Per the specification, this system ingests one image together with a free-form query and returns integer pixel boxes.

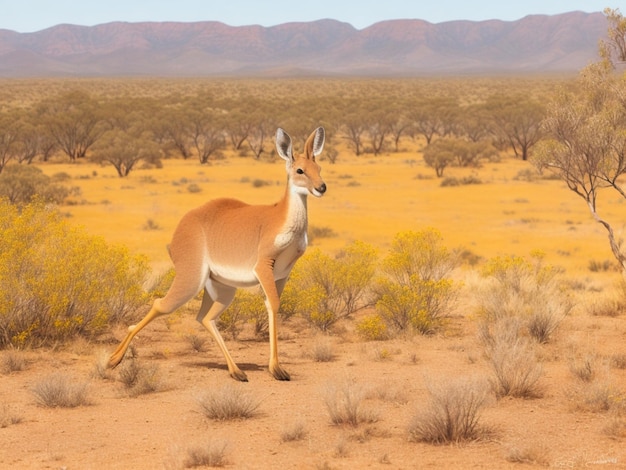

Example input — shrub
[311,336,335,362]
[0,200,150,347]
[118,359,165,396]
[197,384,260,421]
[408,377,490,444]
[373,229,459,335]
[375,276,457,334]
[280,241,377,330]
[0,164,74,205]
[356,314,388,341]
[280,420,307,442]
[0,404,22,428]
[323,378,378,427]
[476,251,569,343]
[184,440,229,468]
[0,349,27,374]
[32,373,91,408]
[488,337,543,399]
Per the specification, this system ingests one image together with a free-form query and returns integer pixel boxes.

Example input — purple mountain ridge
[0,11,607,77]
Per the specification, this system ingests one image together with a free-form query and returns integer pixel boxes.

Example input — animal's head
[276,127,327,197]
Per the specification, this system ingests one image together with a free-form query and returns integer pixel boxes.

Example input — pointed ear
[276,128,293,162]
[305,127,325,160]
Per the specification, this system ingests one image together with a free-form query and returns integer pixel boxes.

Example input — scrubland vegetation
[1,12,626,468]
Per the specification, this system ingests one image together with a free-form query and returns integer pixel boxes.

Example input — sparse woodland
[0,10,626,470]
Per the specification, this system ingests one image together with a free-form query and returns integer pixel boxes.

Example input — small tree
[91,127,161,177]
[535,58,626,272]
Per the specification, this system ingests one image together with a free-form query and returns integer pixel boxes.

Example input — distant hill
[0,11,607,77]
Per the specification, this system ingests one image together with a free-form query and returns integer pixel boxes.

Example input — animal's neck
[280,181,308,231]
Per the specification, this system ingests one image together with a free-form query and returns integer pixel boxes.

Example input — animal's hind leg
[108,264,205,369]
[107,301,167,368]
[197,285,247,381]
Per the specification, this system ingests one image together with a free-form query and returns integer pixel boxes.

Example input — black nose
[318,183,327,194]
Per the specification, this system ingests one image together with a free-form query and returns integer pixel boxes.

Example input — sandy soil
[1,299,625,470]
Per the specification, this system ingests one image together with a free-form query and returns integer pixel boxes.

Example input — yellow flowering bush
[280,240,378,331]
[373,229,460,336]
[0,200,150,347]
[356,314,388,341]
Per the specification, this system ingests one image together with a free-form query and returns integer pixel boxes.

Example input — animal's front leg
[255,261,290,381]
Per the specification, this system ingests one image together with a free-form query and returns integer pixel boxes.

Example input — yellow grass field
[40,143,626,279]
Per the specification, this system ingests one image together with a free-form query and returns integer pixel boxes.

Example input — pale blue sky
[0,0,613,32]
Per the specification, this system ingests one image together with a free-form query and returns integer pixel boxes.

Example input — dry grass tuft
[311,337,335,362]
[568,352,598,383]
[0,404,23,428]
[183,440,229,468]
[197,384,261,421]
[280,420,308,442]
[323,378,378,427]
[117,359,166,396]
[485,321,544,399]
[570,380,626,413]
[0,349,27,374]
[603,414,626,440]
[505,442,551,466]
[408,376,491,444]
[184,333,208,353]
[31,373,91,408]
[92,349,114,380]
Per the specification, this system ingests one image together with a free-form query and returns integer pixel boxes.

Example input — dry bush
[476,253,569,344]
[603,415,626,439]
[92,350,114,380]
[408,376,491,444]
[184,333,208,353]
[280,420,307,442]
[505,443,551,466]
[117,359,165,396]
[0,404,23,428]
[571,380,625,413]
[0,349,27,374]
[488,337,543,399]
[323,378,378,427]
[311,336,335,362]
[197,384,260,421]
[610,354,626,370]
[568,352,598,383]
[32,373,91,408]
[183,440,229,468]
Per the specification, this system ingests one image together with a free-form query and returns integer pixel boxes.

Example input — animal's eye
[296,168,304,175]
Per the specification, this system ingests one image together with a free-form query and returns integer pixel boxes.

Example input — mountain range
[0,11,607,77]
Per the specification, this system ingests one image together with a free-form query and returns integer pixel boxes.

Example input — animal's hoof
[107,355,122,369]
[230,369,249,382]
[270,365,291,381]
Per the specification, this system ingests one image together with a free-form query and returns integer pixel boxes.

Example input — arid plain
[1,85,626,468]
